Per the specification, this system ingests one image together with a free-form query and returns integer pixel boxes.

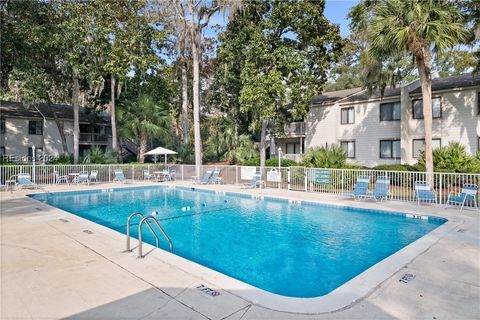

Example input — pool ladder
[125,212,173,258]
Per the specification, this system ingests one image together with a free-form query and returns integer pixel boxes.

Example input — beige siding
[306,99,402,167]
[402,88,480,164]
[306,87,479,167]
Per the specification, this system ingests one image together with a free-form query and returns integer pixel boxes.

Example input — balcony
[79,133,108,143]
[283,122,305,137]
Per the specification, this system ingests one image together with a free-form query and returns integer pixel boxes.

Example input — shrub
[48,154,73,164]
[82,146,106,164]
[241,157,298,167]
[302,143,347,168]
[417,142,476,173]
[372,164,418,171]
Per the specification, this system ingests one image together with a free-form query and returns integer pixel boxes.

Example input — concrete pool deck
[1,181,479,319]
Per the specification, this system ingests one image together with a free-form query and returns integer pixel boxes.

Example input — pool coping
[27,184,462,314]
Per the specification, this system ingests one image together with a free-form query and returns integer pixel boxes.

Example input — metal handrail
[138,215,173,258]
[125,212,159,252]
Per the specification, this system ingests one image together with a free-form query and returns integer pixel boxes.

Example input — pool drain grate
[59,218,69,223]
[82,230,94,234]
[457,229,467,233]
[399,273,415,283]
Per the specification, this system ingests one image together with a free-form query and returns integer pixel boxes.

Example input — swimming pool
[30,186,445,298]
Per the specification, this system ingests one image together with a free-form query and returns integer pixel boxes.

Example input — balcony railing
[79,133,108,143]
[283,122,305,137]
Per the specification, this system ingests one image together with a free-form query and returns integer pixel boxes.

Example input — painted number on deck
[196,284,221,297]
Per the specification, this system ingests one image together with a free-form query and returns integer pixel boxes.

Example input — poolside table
[153,171,170,182]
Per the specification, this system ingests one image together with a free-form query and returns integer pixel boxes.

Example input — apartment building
[273,73,480,167]
[0,100,112,161]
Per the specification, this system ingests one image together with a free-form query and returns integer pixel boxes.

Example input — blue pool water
[30,186,445,298]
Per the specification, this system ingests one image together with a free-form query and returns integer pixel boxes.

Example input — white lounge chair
[113,170,132,183]
[12,173,39,190]
[241,174,264,189]
[445,184,478,211]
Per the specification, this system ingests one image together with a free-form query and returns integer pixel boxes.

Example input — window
[286,143,301,154]
[412,139,441,158]
[340,140,355,158]
[28,147,43,160]
[0,147,5,156]
[380,102,401,121]
[412,97,441,119]
[1,118,5,134]
[28,120,43,135]
[379,139,401,159]
[341,107,355,124]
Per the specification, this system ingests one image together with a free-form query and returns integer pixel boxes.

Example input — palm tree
[351,0,469,176]
[118,94,170,163]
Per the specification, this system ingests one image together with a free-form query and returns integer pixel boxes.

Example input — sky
[205,0,359,38]
[324,0,359,37]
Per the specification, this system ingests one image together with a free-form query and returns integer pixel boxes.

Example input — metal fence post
[108,165,111,182]
[304,167,307,192]
[341,169,344,196]
[132,165,135,181]
[287,167,291,191]
[235,166,239,185]
[438,172,442,205]
[181,165,184,181]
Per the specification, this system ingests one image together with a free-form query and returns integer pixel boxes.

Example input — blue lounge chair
[193,168,213,184]
[415,181,437,205]
[14,173,39,190]
[208,169,223,184]
[346,176,370,200]
[78,171,90,184]
[241,174,264,189]
[445,184,478,211]
[113,170,132,184]
[366,177,390,202]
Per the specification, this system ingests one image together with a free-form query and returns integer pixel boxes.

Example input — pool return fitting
[125,212,173,258]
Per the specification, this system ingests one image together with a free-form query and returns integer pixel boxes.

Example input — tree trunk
[259,119,268,168]
[137,133,147,163]
[72,71,80,164]
[234,121,239,147]
[188,1,202,175]
[415,50,434,181]
[111,75,118,152]
[181,59,189,144]
[48,98,69,155]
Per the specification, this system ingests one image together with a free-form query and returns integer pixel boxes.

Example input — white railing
[1,164,479,206]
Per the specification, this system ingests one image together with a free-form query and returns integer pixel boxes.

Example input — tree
[1,1,71,155]
[350,0,469,177]
[222,0,343,167]
[119,94,171,163]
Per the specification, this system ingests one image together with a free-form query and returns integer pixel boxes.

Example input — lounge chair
[78,171,90,185]
[54,171,69,185]
[208,169,223,184]
[89,170,98,183]
[169,169,176,181]
[415,181,437,205]
[345,176,370,200]
[13,173,39,190]
[241,174,264,189]
[113,170,132,184]
[366,176,390,202]
[445,184,478,211]
[143,170,152,181]
[192,169,213,184]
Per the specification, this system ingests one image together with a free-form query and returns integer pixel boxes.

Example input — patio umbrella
[145,146,177,165]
